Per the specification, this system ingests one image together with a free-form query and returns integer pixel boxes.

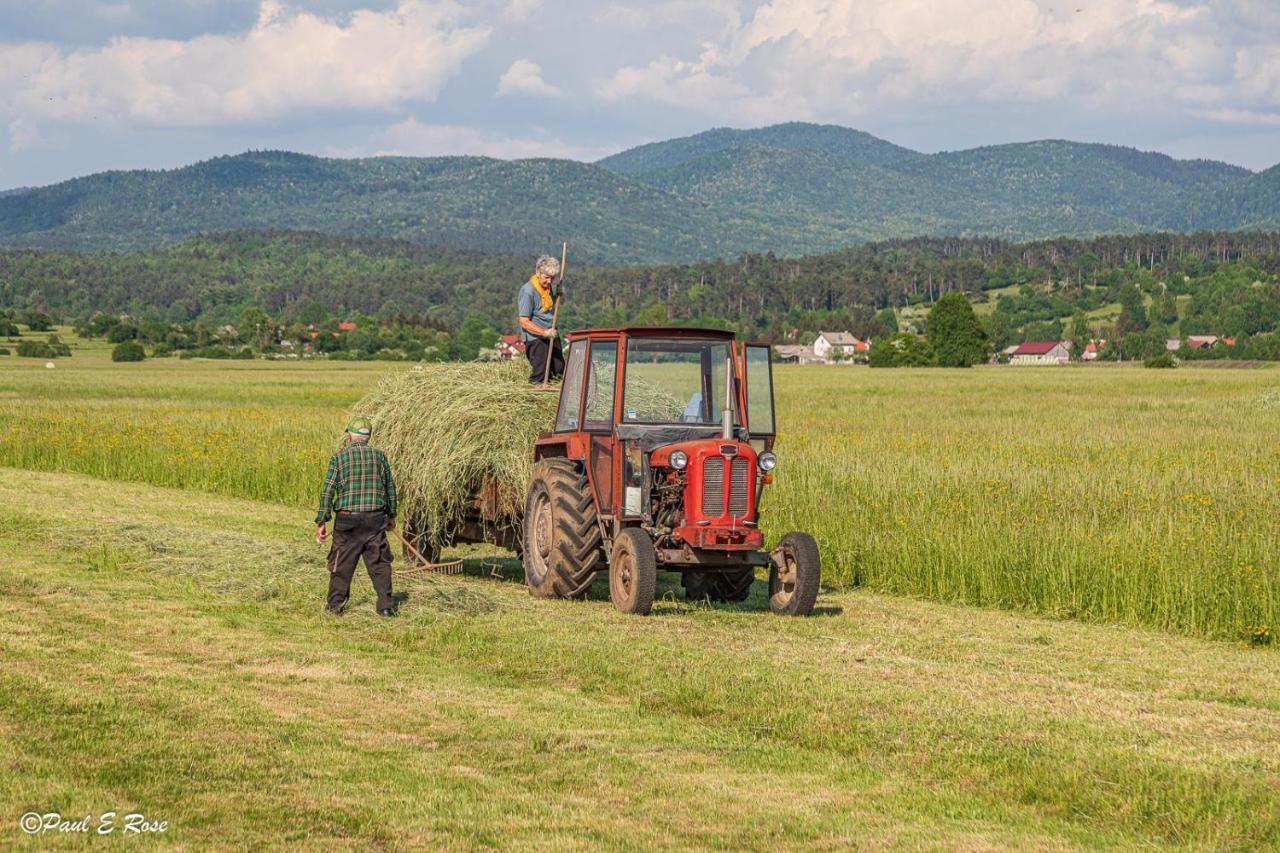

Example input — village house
[1009,341,1071,365]
[812,331,869,362]
[1083,340,1106,361]
[495,334,526,360]
[1163,335,1235,352]
[774,344,825,365]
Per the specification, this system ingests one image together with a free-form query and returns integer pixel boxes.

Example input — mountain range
[2,122,1278,263]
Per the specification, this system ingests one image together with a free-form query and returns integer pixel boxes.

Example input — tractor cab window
[623,338,737,425]
[744,345,775,435]
[555,341,586,431]
[583,340,619,430]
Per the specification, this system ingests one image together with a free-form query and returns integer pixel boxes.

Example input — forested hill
[5,229,1279,349]
[1,123,1275,263]
[594,121,919,173]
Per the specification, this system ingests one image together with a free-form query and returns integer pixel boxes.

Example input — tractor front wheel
[522,459,604,599]
[768,532,820,616]
[609,528,657,615]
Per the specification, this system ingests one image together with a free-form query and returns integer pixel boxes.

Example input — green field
[2,470,1278,848]
[4,341,1276,641]
[1,343,1277,847]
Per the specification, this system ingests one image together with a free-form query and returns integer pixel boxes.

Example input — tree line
[3,228,1280,359]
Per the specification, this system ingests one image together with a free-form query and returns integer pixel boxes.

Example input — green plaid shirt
[315,441,397,525]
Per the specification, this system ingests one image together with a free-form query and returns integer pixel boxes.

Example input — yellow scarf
[530,274,553,312]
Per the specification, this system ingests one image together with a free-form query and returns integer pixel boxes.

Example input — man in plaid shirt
[315,416,398,616]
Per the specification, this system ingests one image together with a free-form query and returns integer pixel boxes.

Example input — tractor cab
[524,328,819,616]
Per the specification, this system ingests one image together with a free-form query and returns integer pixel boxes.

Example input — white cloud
[7,117,43,152]
[1191,108,1280,127]
[496,59,561,97]
[0,0,490,127]
[597,0,1280,129]
[373,117,611,160]
[598,47,804,123]
[500,0,543,23]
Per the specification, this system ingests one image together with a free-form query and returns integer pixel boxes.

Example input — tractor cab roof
[565,327,736,342]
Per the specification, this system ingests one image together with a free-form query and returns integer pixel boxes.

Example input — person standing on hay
[314,416,398,617]
[517,254,564,383]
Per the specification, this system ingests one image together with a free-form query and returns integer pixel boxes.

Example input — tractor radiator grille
[701,455,751,517]
[729,457,751,515]
[702,457,724,516]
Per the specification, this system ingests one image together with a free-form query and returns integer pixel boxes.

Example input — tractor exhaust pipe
[722,351,733,440]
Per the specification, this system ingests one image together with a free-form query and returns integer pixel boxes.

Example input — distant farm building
[812,331,869,361]
[774,344,825,365]
[1083,340,1106,361]
[1010,341,1070,365]
[495,335,526,360]
[337,321,358,332]
[1185,335,1220,350]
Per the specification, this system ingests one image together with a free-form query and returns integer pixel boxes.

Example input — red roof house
[496,334,526,360]
[1009,341,1071,364]
[337,321,358,332]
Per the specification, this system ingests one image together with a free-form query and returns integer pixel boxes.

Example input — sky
[2,0,1279,188]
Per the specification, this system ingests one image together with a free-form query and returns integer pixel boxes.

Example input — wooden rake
[392,529,462,576]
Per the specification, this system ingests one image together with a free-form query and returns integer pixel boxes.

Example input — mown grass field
[3,338,1276,641]
[2,338,1279,847]
[1,469,1277,848]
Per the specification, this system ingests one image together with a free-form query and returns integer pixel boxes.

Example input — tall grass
[1,356,368,505]
[3,352,1276,640]
[767,366,1279,640]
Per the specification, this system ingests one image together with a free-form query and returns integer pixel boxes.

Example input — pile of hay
[355,361,558,549]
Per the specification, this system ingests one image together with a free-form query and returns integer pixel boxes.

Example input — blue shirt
[517,279,555,342]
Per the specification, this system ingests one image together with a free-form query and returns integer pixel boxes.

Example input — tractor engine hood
[651,438,764,551]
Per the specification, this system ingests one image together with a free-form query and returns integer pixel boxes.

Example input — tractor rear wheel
[705,568,755,603]
[522,459,604,599]
[609,528,657,615]
[768,532,820,616]
[682,570,710,601]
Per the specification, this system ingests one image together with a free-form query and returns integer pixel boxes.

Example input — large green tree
[452,315,499,360]
[238,306,273,349]
[868,333,936,367]
[926,293,989,367]
[1115,284,1148,336]
[1069,312,1091,361]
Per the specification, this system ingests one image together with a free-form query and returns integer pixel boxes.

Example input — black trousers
[327,511,394,612]
[524,335,564,383]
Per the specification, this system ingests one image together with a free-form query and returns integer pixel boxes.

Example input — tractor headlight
[757,452,777,472]
[669,450,689,470]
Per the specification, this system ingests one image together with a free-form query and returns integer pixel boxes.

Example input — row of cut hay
[354,361,558,549]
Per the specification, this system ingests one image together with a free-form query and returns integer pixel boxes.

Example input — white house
[1009,341,1071,365]
[812,331,869,362]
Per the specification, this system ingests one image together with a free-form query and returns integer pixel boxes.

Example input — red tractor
[520,327,820,616]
